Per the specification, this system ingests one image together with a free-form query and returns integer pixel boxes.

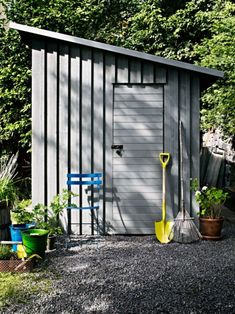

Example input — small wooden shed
[10,22,223,235]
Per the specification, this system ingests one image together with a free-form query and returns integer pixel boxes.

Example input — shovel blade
[155,220,174,244]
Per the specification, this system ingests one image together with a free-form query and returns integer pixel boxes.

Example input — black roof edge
[9,22,224,79]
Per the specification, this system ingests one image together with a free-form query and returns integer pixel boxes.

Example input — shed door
[112,85,163,234]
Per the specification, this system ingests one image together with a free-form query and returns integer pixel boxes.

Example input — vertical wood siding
[58,44,69,230]
[164,69,179,219]
[81,47,92,233]
[46,43,57,206]
[93,50,104,231]
[32,39,45,205]
[70,46,80,232]
[32,39,200,234]
[190,76,200,223]
[104,53,116,234]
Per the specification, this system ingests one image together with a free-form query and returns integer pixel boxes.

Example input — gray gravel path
[3,222,235,314]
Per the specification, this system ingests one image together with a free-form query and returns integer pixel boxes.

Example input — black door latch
[111,144,124,157]
[111,145,123,150]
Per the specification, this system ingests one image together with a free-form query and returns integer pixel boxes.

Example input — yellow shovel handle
[159,153,170,223]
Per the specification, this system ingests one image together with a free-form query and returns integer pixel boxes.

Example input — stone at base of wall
[203,129,235,163]
[202,129,235,189]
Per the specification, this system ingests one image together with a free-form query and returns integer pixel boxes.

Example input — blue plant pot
[10,223,35,251]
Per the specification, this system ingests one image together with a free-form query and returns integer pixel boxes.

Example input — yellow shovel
[155,153,174,243]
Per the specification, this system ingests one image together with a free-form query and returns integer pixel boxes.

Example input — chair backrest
[67,173,102,187]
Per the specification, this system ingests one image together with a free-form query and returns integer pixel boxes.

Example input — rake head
[170,210,202,244]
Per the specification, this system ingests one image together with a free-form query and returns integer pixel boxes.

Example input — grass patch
[0,270,53,309]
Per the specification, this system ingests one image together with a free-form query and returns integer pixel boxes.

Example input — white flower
[195,191,201,196]
[202,186,208,191]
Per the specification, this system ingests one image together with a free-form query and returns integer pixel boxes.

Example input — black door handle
[111,145,123,150]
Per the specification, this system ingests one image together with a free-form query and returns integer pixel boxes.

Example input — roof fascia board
[9,22,224,78]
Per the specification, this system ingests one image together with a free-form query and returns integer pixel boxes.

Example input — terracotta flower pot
[199,217,224,240]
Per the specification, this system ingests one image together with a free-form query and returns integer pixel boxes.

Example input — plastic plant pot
[10,223,35,252]
[21,229,49,258]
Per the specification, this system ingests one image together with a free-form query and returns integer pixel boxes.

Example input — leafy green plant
[191,178,229,218]
[10,190,77,232]
[10,199,34,224]
[35,217,63,237]
[0,153,19,208]
[33,203,62,236]
[33,189,77,236]
[194,4,235,137]
[0,178,18,208]
[0,245,13,260]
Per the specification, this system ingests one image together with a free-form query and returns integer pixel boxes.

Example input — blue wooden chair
[66,173,102,248]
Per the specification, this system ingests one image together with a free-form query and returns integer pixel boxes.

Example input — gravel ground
[2,222,235,314]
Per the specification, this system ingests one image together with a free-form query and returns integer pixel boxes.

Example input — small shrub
[0,245,12,260]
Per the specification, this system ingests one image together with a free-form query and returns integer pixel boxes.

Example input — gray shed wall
[32,38,200,234]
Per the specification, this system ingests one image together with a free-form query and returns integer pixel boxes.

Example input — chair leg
[96,209,100,250]
[66,208,70,249]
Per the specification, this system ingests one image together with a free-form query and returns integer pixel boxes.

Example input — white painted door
[112,85,163,234]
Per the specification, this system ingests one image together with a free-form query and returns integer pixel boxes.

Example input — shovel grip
[159,153,170,168]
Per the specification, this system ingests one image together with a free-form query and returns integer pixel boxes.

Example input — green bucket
[21,229,49,258]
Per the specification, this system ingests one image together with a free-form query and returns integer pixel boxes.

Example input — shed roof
[10,22,223,79]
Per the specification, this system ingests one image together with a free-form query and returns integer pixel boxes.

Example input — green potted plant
[43,217,63,251]
[10,199,35,251]
[32,203,61,250]
[10,199,34,224]
[32,190,77,250]
[19,190,77,255]
[192,179,229,240]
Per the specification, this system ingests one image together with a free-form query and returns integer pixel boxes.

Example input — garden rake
[169,121,201,243]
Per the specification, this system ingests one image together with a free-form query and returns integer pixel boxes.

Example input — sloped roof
[10,22,223,78]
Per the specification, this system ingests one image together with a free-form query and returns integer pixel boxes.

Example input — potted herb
[192,179,229,240]
[32,203,60,250]
[32,190,77,250]
[45,218,63,251]
[11,199,34,224]
[10,199,35,252]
